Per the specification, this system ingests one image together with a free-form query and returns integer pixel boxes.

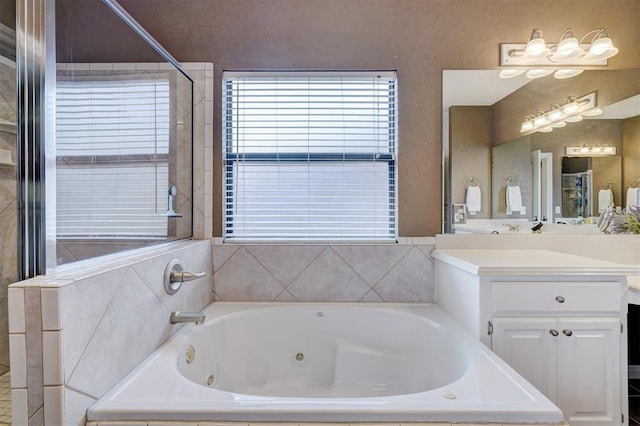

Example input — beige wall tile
[43,385,63,426]
[373,247,435,302]
[60,268,126,382]
[24,288,42,417]
[42,331,63,386]
[332,245,411,286]
[287,248,370,301]
[67,267,173,398]
[63,386,96,426]
[246,245,325,285]
[40,288,61,331]
[213,247,284,301]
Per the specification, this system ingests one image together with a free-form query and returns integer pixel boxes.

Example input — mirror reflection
[55,0,193,264]
[444,69,640,234]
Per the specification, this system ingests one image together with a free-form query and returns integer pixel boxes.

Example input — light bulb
[534,113,547,127]
[538,126,553,133]
[565,114,583,123]
[551,121,566,128]
[527,69,554,79]
[563,100,579,114]
[550,29,585,62]
[521,120,534,132]
[499,69,526,79]
[554,69,584,79]
[584,30,619,61]
[582,108,603,117]
[548,105,562,121]
[522,38,550,61]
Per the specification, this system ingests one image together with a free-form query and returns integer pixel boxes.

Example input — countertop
[432,249,640,276]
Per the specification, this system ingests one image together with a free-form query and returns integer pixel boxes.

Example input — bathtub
[88,302,563,424]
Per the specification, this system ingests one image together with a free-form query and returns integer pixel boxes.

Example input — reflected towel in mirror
[598,189,614,213]
[627,187,640,209]
[506,185,523,214]
[466,186,481,215]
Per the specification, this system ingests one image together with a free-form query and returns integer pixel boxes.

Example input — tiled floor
[630,379,640,425]
[0,371,10,425]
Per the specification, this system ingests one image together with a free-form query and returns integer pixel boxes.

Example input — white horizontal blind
[56,79,170,238]
[223,72,397,241]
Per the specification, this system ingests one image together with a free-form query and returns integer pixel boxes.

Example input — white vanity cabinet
[490,281,622,425]
[433,249,636,426]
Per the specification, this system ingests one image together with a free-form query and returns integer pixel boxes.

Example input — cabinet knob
[549,329,559,336]
[563,329,573,336]
[555,296,565,303]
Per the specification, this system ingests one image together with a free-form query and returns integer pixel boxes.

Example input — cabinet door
[557,317,621,426]
[491,317,557,402]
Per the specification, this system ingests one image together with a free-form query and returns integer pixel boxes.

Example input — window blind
[56,79,170,238]
[223,72,397,241]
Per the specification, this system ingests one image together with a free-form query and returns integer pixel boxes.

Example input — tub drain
[205,373,215,387]
[290,350,309,366]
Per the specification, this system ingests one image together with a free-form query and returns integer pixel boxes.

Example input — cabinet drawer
[491,281,621,314]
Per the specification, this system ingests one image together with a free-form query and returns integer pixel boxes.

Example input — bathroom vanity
[433,249,639,426]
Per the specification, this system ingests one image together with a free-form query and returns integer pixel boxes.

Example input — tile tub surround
[8,239,213,426]
[212,238,437,303]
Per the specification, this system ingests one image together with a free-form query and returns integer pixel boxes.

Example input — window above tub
[222,71,398,242]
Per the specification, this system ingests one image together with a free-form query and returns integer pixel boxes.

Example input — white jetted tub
[88,302,563,423]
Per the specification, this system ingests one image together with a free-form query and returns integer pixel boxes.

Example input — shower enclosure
[0,7,16,379]
[0,4,16,423]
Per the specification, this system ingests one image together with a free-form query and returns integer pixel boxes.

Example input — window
[56,79,170,239]
[223,72,397,241]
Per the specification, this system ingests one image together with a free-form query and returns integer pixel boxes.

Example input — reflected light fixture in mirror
[565,145,616,156]
[520,92,602,133]
[500,27,619,80]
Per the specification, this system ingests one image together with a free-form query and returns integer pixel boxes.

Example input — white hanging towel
[506,185,523,214]
[627,187,640,210]
[598,189,614,213]
[466,186,481,215]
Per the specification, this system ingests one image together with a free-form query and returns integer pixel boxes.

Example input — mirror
[444,69,640,233]
[54,0,193,264]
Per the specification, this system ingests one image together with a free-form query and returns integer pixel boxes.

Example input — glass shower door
[0,11,16,424]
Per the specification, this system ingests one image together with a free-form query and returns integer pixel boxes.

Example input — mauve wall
[0,0,15,29]
[56,0,640,237]
[449,106,492,219]
[624,116,640,188]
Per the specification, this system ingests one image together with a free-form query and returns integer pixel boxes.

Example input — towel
[627,187,640,210]
[598,189,614,213]
[465,186,481,215]
[506,185,523,214]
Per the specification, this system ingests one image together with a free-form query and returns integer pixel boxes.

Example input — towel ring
[630,179,640,188]
[504,176,519,187]
[465,177,479,188]
[601,181,612,190]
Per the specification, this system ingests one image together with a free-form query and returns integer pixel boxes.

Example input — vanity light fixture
[565,144,616,156]
[500,27,619,80]
[520,92,600,134]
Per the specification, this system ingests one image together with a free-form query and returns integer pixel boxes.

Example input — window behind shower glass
[54,0,193,264]
[56,78,170,238]
[223,72,397,241]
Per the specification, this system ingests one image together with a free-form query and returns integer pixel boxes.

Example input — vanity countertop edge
[432,249,640,276]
